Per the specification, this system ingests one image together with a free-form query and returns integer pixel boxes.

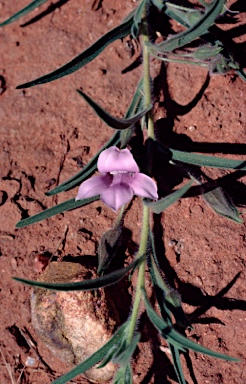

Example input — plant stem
[127,2,154,345]
[127,204,149,343]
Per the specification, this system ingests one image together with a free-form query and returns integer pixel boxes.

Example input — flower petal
[129,173,158,200]
[76,174,112,200]
[98,146,139,174]
[100,184,134,211]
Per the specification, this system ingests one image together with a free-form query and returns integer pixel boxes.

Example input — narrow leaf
[14,257,143,291]
[143,290,239,361]
[0,0,48,27]
[203,187,243,223]
[77,89,151,130]
[165,4,204,29]
[16,16,134,88]
[151,0,166,11]
[148,0,225,53]
[114,364,133,384]
[148,233,173,326]
[46,131,121,196]
[120,78,144,147]
[149,251,191,329]
[180,165,243,223]
[171,150,246,170]
[169,345,186,384]
[124,78,144,119]
[131,0,146,39]
[193,44,223,60]
[97,222,123,275]
[15,196,99,228]
[144,181,192,213]
[237,69,246,82]
[51,323,127,384]
[113,333,141,367]
[156,142,246,170]
[97,345,119,369]
[143,289,186,352]
[47,78,144,196]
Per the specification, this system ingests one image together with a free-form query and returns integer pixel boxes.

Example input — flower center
[110,171,135,175]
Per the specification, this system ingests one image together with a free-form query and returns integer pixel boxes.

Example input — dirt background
[0,1,245,383]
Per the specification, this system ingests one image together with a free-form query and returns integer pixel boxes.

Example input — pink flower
[76,146,158,211]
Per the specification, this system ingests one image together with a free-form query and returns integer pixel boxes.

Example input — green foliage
[144,181,192,213]
[157,1,242,75]
[148,239,191,329]
[203,186,243,223]
[157,141,246,170]
[77,89,151,130]
[16,196,99,228]
[147,0,225,53]
[114,364,133,384]
[131,0,147,39]
[97,220,123,275]
[187,170,243,223]
[7,0,244,383]
[52,323,128,384]
[143,288,239,361]
[0,0,48,27]
[46,130,121,196]
[16,14,134,88]
[14,257,143,291]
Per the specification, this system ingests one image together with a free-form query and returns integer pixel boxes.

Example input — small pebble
[188,125,196,131]
[25,356,36,367]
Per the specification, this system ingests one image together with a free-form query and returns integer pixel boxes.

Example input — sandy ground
[0,1,245,383]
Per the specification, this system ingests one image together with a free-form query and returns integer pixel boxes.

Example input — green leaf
[97,345,119,369]
[46,131,121,196]
[113,333,141,367]
[16,15,134,88]
[97,222,123,275]
[171,151,246,170]
[147,233,173,326]
[165,290,192,330]
[151,0,166,11]
[203,187,243,223]
[51,323,127,384]
[156,142,246,170]
[147,0,225,53]
[77,89,151,130]
[0,0,48,27]
[165,3,204,29]
[120,78,144,147]
[193,44,223,60]
[144,181,192,213]
[169,345,186,384]
[14,257,143,291]
[114,364,133,384]
[237,69,246,82]
[143,289,239,361]
[131,0,146,39]
[124,78,144,119]
[143,288,186,352]
[47,78,144,196]
[16,196,99,228]
[176,163,243,223]
[148,249,191,329]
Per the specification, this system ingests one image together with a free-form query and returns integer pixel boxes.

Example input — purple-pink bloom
[76,146,158,211]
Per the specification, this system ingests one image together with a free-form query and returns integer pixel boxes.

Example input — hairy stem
[127,2,155,345]
[127,204,149,343]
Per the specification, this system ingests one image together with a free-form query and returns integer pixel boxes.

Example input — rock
[31,262,119,383]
